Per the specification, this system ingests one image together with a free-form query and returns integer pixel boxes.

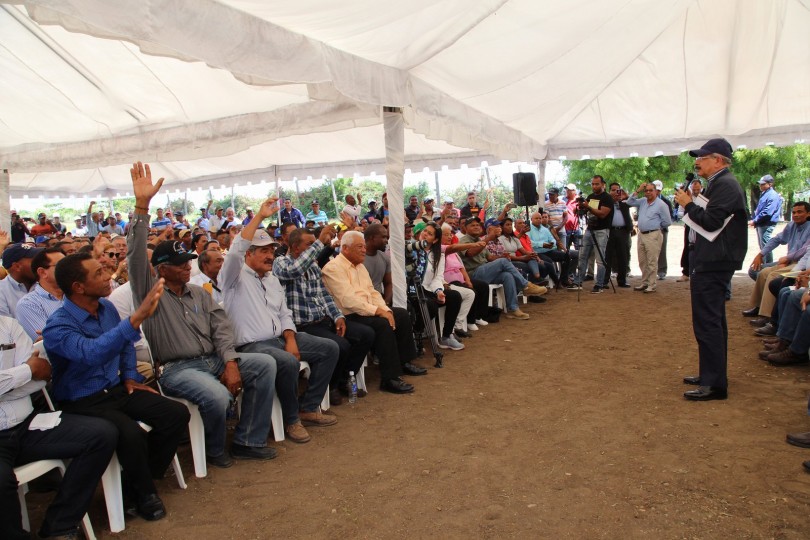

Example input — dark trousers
[298,319,374,387]
[540,250,571,285]
[450,279,489,323]
[0,413,117,539]
[680,228,692,276]
[604,228,630,285]
[411,289,462,338]
[59,385,190,500]
[691,270,734,389]
[346,307,417,380]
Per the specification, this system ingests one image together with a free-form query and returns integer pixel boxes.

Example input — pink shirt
[441,245,465,283]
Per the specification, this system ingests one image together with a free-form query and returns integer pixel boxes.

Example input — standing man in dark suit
[603,182,633,289]
[674,139,747,401]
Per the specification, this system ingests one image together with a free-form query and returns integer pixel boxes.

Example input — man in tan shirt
[322,231,424,393]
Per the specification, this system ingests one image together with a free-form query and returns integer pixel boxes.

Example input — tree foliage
[562,144,810,218]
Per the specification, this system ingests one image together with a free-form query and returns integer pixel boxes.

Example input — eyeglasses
[644,189,656,192]
[695,155,717,162]
[104,252,116,258]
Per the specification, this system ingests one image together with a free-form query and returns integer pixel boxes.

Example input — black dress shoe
[135,494,166,521]
[454,329,473,339]
[230,443,277,461]
[380,377,414,394]
[749,317,770,327]
[803,461,810,473]
[754,323,777,336]
[682,375,701,385]
[618,283,631,288]
[741,307,760,317]
[786,431,810,448]
[684,386,728,401]
[402,362,427,376]
[206,453,234,468]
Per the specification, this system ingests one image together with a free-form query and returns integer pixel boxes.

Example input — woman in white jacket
[413,222,465,350]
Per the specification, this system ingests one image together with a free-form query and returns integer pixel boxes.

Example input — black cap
[151,241,197,266]
[548,187,560,195]
[464,216,482,226]
[688,138,733,160]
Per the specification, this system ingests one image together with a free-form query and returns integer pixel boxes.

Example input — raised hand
[130,161,164,206]
[258,197,280,219]
[0,228,10,252]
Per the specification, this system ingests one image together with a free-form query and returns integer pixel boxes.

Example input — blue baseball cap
[2,243,44,269]
[484,218,502,229]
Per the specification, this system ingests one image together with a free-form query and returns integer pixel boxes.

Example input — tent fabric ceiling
[1,0,809,197]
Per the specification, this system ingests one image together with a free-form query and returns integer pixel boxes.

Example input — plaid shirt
[272,240,344,325]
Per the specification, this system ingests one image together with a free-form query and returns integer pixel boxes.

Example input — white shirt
[189,272,224,306]
[0,316,41,430]
[209,215,225,232]
[342,204,362,224]
[219,235,296,347]
[108,282,148,353]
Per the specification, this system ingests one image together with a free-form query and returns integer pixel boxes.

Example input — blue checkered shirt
[272,240,344,326]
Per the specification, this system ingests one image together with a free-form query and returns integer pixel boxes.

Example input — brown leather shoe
[299,409,338,427]
[764,339,788,351]
[767,348,810,366]
[285,422,311,443]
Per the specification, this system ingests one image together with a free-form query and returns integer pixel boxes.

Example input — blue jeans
[471,258,528,311]
[238,333,339,422]
[756,224,775,264]
[160,353,276,457]
[576,228,609,285]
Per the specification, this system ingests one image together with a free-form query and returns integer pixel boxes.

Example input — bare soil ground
[25,224,810,539]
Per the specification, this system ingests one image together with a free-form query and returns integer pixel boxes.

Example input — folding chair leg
[271,393,285,442]
[100,453,125,533]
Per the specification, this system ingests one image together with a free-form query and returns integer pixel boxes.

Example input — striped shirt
[545,200,567,228]
[16,284,64,340]
[0,317,40,430]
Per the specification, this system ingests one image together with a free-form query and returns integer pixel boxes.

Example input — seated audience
[0,243,43,317]
[441,224,490,330]
[0,315,117,540]
[44,252,189,522]
[16,247,65,341]
[274,225,374,402]
[221,199,339,443]
[128,161,279,467]
[322,231,426,394]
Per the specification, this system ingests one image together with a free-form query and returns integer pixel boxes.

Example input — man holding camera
[568,176,614,293]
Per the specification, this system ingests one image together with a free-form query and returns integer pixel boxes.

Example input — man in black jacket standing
[675,138,747,401]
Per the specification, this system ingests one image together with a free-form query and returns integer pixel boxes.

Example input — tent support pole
[384,106,407,309]
[0,170,9,227]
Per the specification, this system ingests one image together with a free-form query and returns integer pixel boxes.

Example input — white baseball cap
[652,180,663,191]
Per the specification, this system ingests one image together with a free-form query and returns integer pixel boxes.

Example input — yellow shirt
[321,253,390,317]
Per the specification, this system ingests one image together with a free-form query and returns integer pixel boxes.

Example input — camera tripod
[407,274,444,368]
[576,225,616,301]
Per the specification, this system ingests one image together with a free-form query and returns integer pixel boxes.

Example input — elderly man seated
[221,199,340,444]
[322,231,426,394]
[128,161,279,468]
[528,212,572,287]
[273,225,374,403]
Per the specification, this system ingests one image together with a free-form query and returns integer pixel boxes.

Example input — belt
[641,229,659,234]
[612,226,626,230]
[297,317,331,329]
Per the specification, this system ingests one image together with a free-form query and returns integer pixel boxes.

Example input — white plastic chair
[144,341,207,479]
[35,342,186,535]
[16,459,96,540]
[356,358,369,393]
[488,284,506,312]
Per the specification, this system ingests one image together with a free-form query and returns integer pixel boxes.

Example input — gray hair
[341,230,365,249]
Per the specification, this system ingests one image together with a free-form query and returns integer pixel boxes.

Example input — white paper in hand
[28,411,62,431]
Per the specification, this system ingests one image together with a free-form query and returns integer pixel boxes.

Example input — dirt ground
[25,224,810,539]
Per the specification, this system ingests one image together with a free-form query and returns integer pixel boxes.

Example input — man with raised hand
[44,253,188,522]
[127,161,278,467]
[220,197,339,444]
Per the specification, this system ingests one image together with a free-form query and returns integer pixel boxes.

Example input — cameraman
[568,176,614,293]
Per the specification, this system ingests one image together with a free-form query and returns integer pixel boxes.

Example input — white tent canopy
[2,0,810,198]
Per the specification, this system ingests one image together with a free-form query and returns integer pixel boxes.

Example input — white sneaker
[438,336,465,350]
[467,323,480,331]
[474,319,489,326]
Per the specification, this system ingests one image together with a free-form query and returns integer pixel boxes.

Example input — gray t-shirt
[363,251,390,294]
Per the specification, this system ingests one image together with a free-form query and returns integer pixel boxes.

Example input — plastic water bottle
[348,371,358,404]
